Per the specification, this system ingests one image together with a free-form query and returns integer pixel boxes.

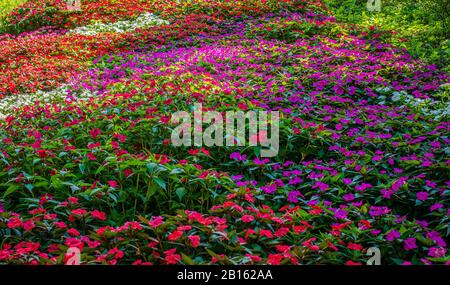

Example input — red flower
[23,220,35,232]
[91,210,106,221]
[71,209,87,216]
[108,180,118,188]
[201,147,210,156]
[7,218,22,229]
[87,152,97,161]
[123,169,133,177]
[67,228,81,237]
[90,128,101,139]
[114,134,127,142]
[327,241,339,251]
[148,216,164,229]
[54,221,67,229]
[160,115,170,124]
[164,249,181,265]
[111,141,120,149]
[259,229,273,238]
[275,245,291,253]
[241,215,254,223]
[188,148,200,156]
[68,197,79,204]
[168,230,183,241]
[274,227,289,238]
[347,242,363,251]
[246,254,262,262]
[345,260,362,266]
[108,248,124,259]
[267,254,283,265]
[188,235,201,248]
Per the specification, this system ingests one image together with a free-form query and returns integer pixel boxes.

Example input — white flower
[69,13,169,36]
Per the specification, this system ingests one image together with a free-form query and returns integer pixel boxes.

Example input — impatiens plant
[0,0,448,265]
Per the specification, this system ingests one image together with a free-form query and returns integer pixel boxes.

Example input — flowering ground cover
[0,0,449,265]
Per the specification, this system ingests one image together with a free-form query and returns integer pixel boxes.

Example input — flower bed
[0,0,449,265]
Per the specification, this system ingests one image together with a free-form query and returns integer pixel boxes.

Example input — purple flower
[416,191,429,201]
[253,158,270,165]
[236,181,248,187]
[312,181,329,192]
[355,183,372,192]
[287,190,301,203]
[369,206,391,217]
[430,203,443,211]
[260,184,277,194]
[0,201,4,213]
[334,208,348,219]
[428,247,446,258]
[370,229,381,235]
[232,175,243,181]
[426,231,447,247]
[415,220,429,228]
[343,193,355,202]
[288,176,303,185]
[230,152,247,161]
[386,230,401,241]
[403,238,417,250]
[342,178,352,185]
[401,261,412,266]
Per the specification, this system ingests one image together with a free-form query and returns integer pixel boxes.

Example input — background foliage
[324,0,450,71]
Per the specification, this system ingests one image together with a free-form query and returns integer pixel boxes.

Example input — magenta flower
[287,190,301,203]
[430,203,443,211]
[428,247,446,258]
[386,230,400,241]
[342,178,352,185]
[343,193,355,202]
[403,238,417,250]
[312,181,329,192]
[416,191,429,201]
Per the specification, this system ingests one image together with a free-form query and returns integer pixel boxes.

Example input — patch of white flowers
[69,13,169,36]
[390,86,450,121]
[0,85,96,119]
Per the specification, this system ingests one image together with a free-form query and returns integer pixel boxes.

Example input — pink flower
[54,221,67,229]
[149,216,164,228]
[91,210,106,221]
[259,229,273,238]
[71,209,87,216]
[416,191,429,201]
[108,180,118,188]
[67,228,80,237]
[241,215,254,223]
[23,220,35,231]
[403,238,417,250]
[346,260,362,266]
[347,242,363,251]
[7,218,22,229]
[90,128,101,139]
[267,254,283,265]
[168,230,183,241]
[188,235,201,248]
[68,197,79,204]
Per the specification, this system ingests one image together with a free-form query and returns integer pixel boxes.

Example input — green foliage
[324,0,450,71]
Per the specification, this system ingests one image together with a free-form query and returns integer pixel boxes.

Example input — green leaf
[181,253,196,265]
[154,177,166,190]
[3,184,19,198]
[175,187,186,201]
